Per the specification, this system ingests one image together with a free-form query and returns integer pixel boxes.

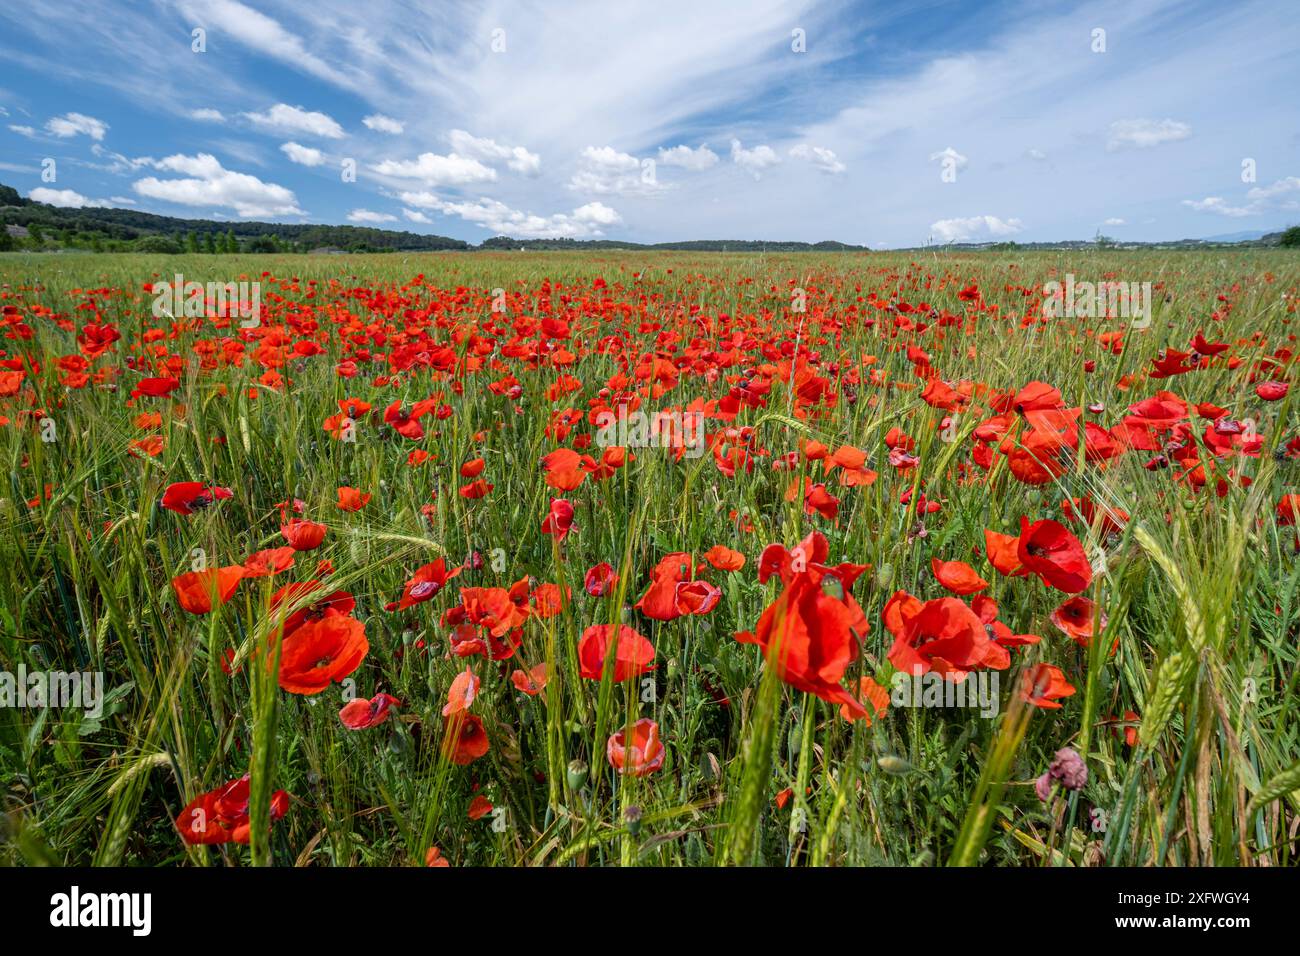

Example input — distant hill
[0,181,1293,254]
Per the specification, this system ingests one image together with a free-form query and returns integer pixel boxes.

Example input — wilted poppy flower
[442,712,490,765]
[584,562,619,596]
[339,692,400,729]
[1016,517,1092,593]
[1020,663,1076,709]
[336,486,371,511]
[175,774,289,845]
[606,718,665,777]
[172,566,244,614]
[161,481,232,515]
[577,623,656,681]
[274,613,369,694]
[281,518,327,551]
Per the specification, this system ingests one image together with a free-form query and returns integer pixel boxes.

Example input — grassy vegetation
[0,249,1297,867]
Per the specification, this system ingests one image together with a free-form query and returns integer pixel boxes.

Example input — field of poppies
[0,249,1297,867]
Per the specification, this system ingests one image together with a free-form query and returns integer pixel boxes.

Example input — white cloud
[244,103,344,139]
[401,191,621,238]
[1026,148,1047,161]
[190,108,225,122]
[88,144,154,174]
[1103,217,1126,226]
[929,215,1023,243]
[45,112,108,140]
[29,187,109,208]
[109,196,137,205]
[363,114,404,134]
[8,125,37,138]
[177,0,351,88]
[929,146,968,170]
[1182,177,1300,218]
[281,141,325,166]
[568,145,666,196]
[133,153,304,217]
[402,208,432,223]
[789,144,846,174]
[347,208,396,223]
[371,151,496,186]
[730,139,779,179]
[1106,118,1191,151]
[657,144,719,170]
[447,130,540,175]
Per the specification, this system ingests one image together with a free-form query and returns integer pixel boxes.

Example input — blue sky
[1,0,1296,246]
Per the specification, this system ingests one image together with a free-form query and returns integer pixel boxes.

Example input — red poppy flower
[541,497,575,542]
[459,479,493,499]
[336,486,371,511]
[175,774,289,845]
[459,458,486,478]
[243,546,296,578]
[1020,663,1076,709]
[839,676,890,724]
[172,566,244,614]
[274,613,369,695]
[606,718,665,777]
[161,481,232,515]
[390,558,461,610]
[1016,517,1092,593]
[884,593,1010,679]
[442,667,480,716]
[339,692,400,729]
[442,712,490,765]
[281,518,327,551]
[269,580,355,636]
[931,558,989,595]
[468,795,494,820]
[1050,595,1108,648]
[1256,381,1289,401]
[584,562,619,596]
[510,662,548,695]
[577,623,656,681]
[704,545,745,571]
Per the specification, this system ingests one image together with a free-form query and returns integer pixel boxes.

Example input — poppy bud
[877,754,913,775]
[623,805,643,836]
[566,758,589,791]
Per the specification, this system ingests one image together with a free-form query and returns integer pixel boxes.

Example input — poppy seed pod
[566,758,589,791]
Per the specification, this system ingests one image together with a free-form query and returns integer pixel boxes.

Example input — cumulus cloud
[347,208,396,223]
[132,153,304,217]
[402,208,432,223]
[730,139,779,179]
[45,112,108,140]
[657,144,719,170]
[448,130,541,175]
[929,215,1023,243]
[1182,176,1300,217]
[244,103,344,139]
[789,144,846,174]
[568,145,667,196]
[1106,118,1191,151]
[281,141,325,166]
[29,187,109,208]
[363,114,404,134]
[371,152,497,186]
[401,191,621,238]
